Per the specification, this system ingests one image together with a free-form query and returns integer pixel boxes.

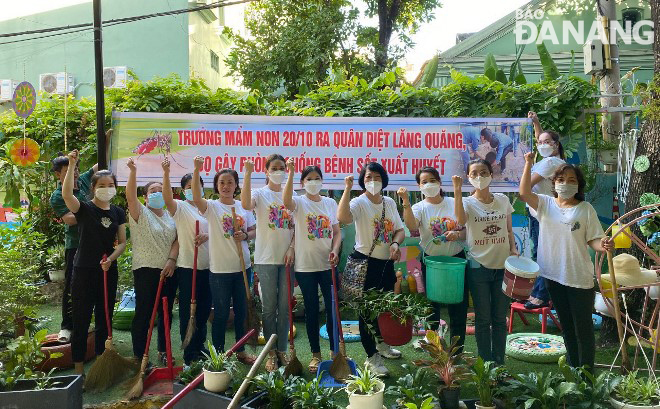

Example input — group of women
[57,110,614,379]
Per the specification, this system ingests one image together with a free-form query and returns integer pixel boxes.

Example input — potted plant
[506,371,581,409]
[251,368,304,409]
[610,371,660,409]
[202,341,238,393]
[471,358,497,409]
[345,365,385,409]
[291,376,340,409]
[386,364,437,409]
[413,331,473,409]
[46,245,66,282]
[354,289,432,346]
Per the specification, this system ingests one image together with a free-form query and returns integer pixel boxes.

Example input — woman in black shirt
[62,150,127,376]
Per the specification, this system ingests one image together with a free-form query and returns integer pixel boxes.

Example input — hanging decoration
[634,155,650,173]
[12,81,36,118]
[9,138,40,167]
[10,81,40,167]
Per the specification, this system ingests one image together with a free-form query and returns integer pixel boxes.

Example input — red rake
[182,220,200,350]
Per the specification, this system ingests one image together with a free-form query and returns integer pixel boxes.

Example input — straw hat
[601,253,658,287]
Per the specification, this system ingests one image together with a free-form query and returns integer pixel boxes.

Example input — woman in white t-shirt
[126,158,179,366]
[240,154,295,371]
[453,159,517,365]
[161,158,212,365]
[337,162,405,377]
[192,157,257,365]
[283,159,341,373]
[398,166,467,351]
[519,153,613,369]
[525,111,566,309]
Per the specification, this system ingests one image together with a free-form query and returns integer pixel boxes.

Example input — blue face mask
[147,192,165,209]
[184,189,194,201]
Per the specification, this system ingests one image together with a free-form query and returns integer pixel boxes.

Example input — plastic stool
[508,302,561,334]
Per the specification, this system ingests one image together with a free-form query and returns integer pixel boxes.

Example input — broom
[283,265,303,377]
[328,265,351,381]
[182,220,200,349]
[85,255,138,392]
[125,274,166,399]
[232,207,260,345]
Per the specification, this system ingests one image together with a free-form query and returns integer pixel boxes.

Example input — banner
[110,112,533,191]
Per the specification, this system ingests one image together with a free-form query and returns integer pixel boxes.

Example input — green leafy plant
[46,244,66,272]
[201,341,237,374]
[413,331,473,391]
[556,356,617,409]
[253,368,303,409]
[177,360,204,385]
[0,330,63,391]
[507,371,581,409]
[346,365,383,396]
[612,371,660,406]
[471,357,497,407]
[386,364,437,409]
[291,376,340,409]
[404,397,435,409]
[352,289,433,327]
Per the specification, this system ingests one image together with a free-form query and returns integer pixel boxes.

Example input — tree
[224,0,362,96]
[363,0,441,71]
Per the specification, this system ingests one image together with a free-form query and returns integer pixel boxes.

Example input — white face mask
[555,183,579,199]
[95,187,116,202]
[184,188,195,201]
[468,176,492,190]
[268,170,285,184]
[365,181,382,195]
[538,144,555,157]
[420,182,441,198]
[304,180,323,195]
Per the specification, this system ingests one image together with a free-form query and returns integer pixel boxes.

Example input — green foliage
[346,365,383,395]
[386,364,437,409]
[612,371,660,405]
[537,41,560,81]
[201,340,238,374]
[415,55,439,89]
[641,73,660,121]
[556,356,617,409]
[471,358,497,406]
[177,360,204,385]
[291,376,340,409]
[508,371,581,409]
[352,289,432,327]
[253,368,303,409]
[414,332,473,390]
[403,397,435,409]
[0,329,63,391]
[45,244,66,271]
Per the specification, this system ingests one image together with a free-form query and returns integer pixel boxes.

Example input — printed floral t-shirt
[349,194,404,261]
[252,186,295,265]
[205,200,255,274]
[411,197,464,257]
[291,195,338,272]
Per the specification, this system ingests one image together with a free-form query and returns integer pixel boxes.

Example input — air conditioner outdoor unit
[39,72,74,95]
[103,66,128,88]
[0,79,19,102]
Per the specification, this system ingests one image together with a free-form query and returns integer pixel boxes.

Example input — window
[210,51,219,72]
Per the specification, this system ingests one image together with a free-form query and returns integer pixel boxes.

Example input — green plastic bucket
[425,255,467,304]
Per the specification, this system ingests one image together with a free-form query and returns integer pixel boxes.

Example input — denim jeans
[295,269,334,353]
[545,278,595,369]
[528,214,550,303]
[255,264,291,352]
[208,270,250,353]
[466,265,509,364]
[177,267,212,363]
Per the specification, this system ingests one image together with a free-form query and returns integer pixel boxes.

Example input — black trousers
[545,278,595,369]
[351,251,396,357]
[421,251,469,353]
[177,267,212,364]
[61,248,77,331]
[131,268,177,359]
[295,269,334,353]
[71,265,117,363]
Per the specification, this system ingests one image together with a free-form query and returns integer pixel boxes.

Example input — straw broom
[329,265,351,381]
[232,207,260,345]
[85,255,138,392]
[182,220,200,349]
[125,274,166,399]
[283,265,303,377]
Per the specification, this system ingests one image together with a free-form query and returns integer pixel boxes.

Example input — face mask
[95,187,116,202]
[555,183,579,199]
[304,180,323,195]
[268,171,285,184]
[147,192,165,209]
[184,188,195,201]
[538,144,555,157]
[468,176,492,190]
[420,182,441,198]
[365,181,382,195]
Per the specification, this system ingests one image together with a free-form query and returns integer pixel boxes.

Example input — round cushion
[320,321,361,342]
[506,333,566,363]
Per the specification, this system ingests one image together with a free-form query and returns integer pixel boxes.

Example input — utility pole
[93,0,107,170]
[597,0,623,150]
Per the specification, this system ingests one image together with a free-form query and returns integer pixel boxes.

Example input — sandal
[308,356,322,373]
[236,352,257,366]
[276,351,289,366]
[265,354,278,372]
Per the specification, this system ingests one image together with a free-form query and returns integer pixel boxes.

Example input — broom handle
[191,221,199,303]
[162,296,173,378]
[101,254,112,338]
[286,265,294,348]
[228,334,277,409]
[231,207,252,302]
[331,266,345,343]
[161,329,257,409]
[143,276,165,358]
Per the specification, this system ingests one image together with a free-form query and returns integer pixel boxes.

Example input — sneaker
[58,329,72,343]
[365,354,389,377]
[377,342,402,359]
[412,339,423,350]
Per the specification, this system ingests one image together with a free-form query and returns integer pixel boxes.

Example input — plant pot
[48,269,65,282]
[38,330,96,371]
[172,382,265,409]
[610,396,660,409]
[439,387,461,409]
[476,402,496,409]
[203,368,231,393]
[347,379,385,409]
[0,375,83,409]
[377,313,413,346]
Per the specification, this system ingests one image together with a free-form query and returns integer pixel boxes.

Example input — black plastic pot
[0,374,83,409]
[440,387,461,409]
[172,382,265,409]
